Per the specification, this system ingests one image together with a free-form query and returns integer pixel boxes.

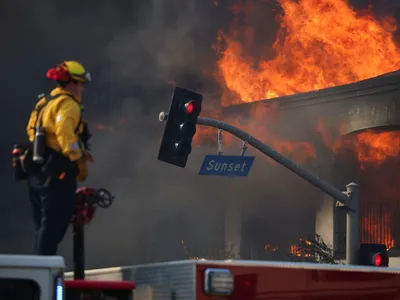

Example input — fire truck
[68,259,400,299]
[3,255,400,300]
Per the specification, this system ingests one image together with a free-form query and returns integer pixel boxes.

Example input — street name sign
[198,155,255,177]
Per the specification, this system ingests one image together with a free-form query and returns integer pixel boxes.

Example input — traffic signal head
[358,243,389,267]
[158,87,203,168]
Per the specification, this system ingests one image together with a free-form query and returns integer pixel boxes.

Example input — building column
[315,195,340,253]
[313,151,344,257]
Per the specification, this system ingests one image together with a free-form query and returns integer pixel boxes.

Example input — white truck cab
[0,254,65,300]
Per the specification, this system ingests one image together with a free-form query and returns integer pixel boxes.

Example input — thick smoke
[1,0,399,270]
[0,0,230,268]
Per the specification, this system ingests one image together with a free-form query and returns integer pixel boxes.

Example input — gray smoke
[0,0,228,268]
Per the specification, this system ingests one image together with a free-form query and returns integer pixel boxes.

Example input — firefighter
[24,61,94,255]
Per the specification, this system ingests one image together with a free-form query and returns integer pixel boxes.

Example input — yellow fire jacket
[26,87,84,162]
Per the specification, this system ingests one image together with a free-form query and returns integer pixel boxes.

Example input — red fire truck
[69,259,400,300]
[0,187,399,299]
[3,255,400,300]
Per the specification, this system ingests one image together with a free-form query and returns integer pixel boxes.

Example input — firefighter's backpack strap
[34,93,70,128]
[33,93,82,130]
[64,94,83,134]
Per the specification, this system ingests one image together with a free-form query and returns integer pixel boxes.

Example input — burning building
[216,69,400,261]
[193,0,400,261]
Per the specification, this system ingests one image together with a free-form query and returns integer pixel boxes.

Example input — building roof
[223,69,400,113]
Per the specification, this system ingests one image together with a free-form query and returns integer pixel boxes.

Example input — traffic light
[158,86,203,168]
[358,243,389,267]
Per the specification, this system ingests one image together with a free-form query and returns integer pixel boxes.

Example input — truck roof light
[204,268,233,297]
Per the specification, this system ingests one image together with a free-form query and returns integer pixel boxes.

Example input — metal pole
[345,182,359,265]
[197,117,349,204]
[159,113,360,264]
[73,222,85,280]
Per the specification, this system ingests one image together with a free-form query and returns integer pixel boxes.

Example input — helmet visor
[73,71,91,84]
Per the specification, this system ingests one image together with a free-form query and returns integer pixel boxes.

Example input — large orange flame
[316,118,400,170]
[215,0,400,106]
[198,0,400,165]
[352,130,400,170]
[208,0,400,250]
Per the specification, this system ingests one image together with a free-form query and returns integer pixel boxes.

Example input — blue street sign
[198,155,255,177]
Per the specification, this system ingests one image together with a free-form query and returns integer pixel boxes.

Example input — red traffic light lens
[374,254,382,266]
[185,101,194,114]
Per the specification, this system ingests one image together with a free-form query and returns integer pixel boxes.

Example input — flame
[215,0,400,106]
[96,124,114,131]
[195,103,316,163]
[315,120,399,249]
[315,117,345,153]
[264,244,278,252]
[316,118,400,170]
[351,130,400,170]
[95,118,126,132]
[289,243,313,257]
[360,206,395,250]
